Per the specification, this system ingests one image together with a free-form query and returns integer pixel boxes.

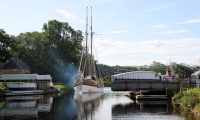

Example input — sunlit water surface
[0,87,196,120]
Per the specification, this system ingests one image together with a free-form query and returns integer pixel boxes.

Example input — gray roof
[0,58,29,69]
[192,70,200,76]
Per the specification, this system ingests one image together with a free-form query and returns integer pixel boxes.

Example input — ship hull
[74,85,103,94]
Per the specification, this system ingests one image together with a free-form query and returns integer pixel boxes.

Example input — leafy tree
[170,62,194,78]
[43,20,83,65]
[15,20,83,84]
[98,64,115,77]
[149,61,167,74]
[16,31,48,73]
[0,29,16,63]
[42,20,83,83]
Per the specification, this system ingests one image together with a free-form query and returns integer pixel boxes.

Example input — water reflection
[0,95,53,120]
[113,100,172,114]
[74,93,103,120]
[112,100,182,120]
[0,89,188,120]
[0,93,77,120]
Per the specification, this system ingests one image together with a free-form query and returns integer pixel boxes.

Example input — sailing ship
[73,7,104,94]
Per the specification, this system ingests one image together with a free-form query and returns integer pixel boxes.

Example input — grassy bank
[172,88,200,115]
[103,76,111,87]
[52,84,74,92]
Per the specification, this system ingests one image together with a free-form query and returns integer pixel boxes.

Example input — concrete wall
[37,81,52,91]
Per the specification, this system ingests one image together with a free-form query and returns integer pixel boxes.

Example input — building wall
[37,81,51,91]
[6,82,37,89]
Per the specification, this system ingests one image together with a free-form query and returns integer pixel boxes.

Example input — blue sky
[1,0,200,66]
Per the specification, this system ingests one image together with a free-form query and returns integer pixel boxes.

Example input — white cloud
[151,24,168,29]
[156,29,188,35]
[93,38,200,66]
[181,19,200,24]
[56,9,84,23]
[101,30,129,35]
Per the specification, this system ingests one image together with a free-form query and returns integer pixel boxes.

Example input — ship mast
[84,7,89,77]
[90,6,96,76]
[90,6,93,76]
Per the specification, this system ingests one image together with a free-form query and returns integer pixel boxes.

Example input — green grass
[53,84,65,90]
[52,84,74,92]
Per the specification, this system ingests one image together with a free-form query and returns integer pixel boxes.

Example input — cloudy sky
[1,0,200,66]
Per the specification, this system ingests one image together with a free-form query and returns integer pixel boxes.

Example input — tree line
[99,61,200,79]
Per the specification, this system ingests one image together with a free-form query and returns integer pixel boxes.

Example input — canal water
[0,88,197,120]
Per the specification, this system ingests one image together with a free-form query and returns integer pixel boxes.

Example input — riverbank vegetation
[103,76,111,87]
[173,88,200,115]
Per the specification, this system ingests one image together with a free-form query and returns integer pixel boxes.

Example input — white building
[111,71,160,82]
[0,74,53,92]
[191,70,200,88]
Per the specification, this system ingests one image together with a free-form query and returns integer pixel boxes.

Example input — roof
[192,70,200,76]
[37,75,52,80]
[0,58,29,69]
[112,71,155,77]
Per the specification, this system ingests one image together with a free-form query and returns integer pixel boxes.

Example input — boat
[73,7,104,94]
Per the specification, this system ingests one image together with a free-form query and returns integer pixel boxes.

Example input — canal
[0,88,197,120]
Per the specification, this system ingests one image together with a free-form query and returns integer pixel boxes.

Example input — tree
[170,62,194,78]
[16,31,48,73]
[43,20,83,65]
[149,61,167,74]
[15,20,83,84]
[0,29,16,63]
[42,20,83,83]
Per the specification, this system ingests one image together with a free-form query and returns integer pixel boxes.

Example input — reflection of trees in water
[74,93,103,120]
[38,93,77,120]
[112,100,174,117]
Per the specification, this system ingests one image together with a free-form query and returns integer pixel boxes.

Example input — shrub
[0,83,7,91]
[194,104,200,113]
[180,93,199,108]
[173,90,184,105]
[172,88,200,109]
